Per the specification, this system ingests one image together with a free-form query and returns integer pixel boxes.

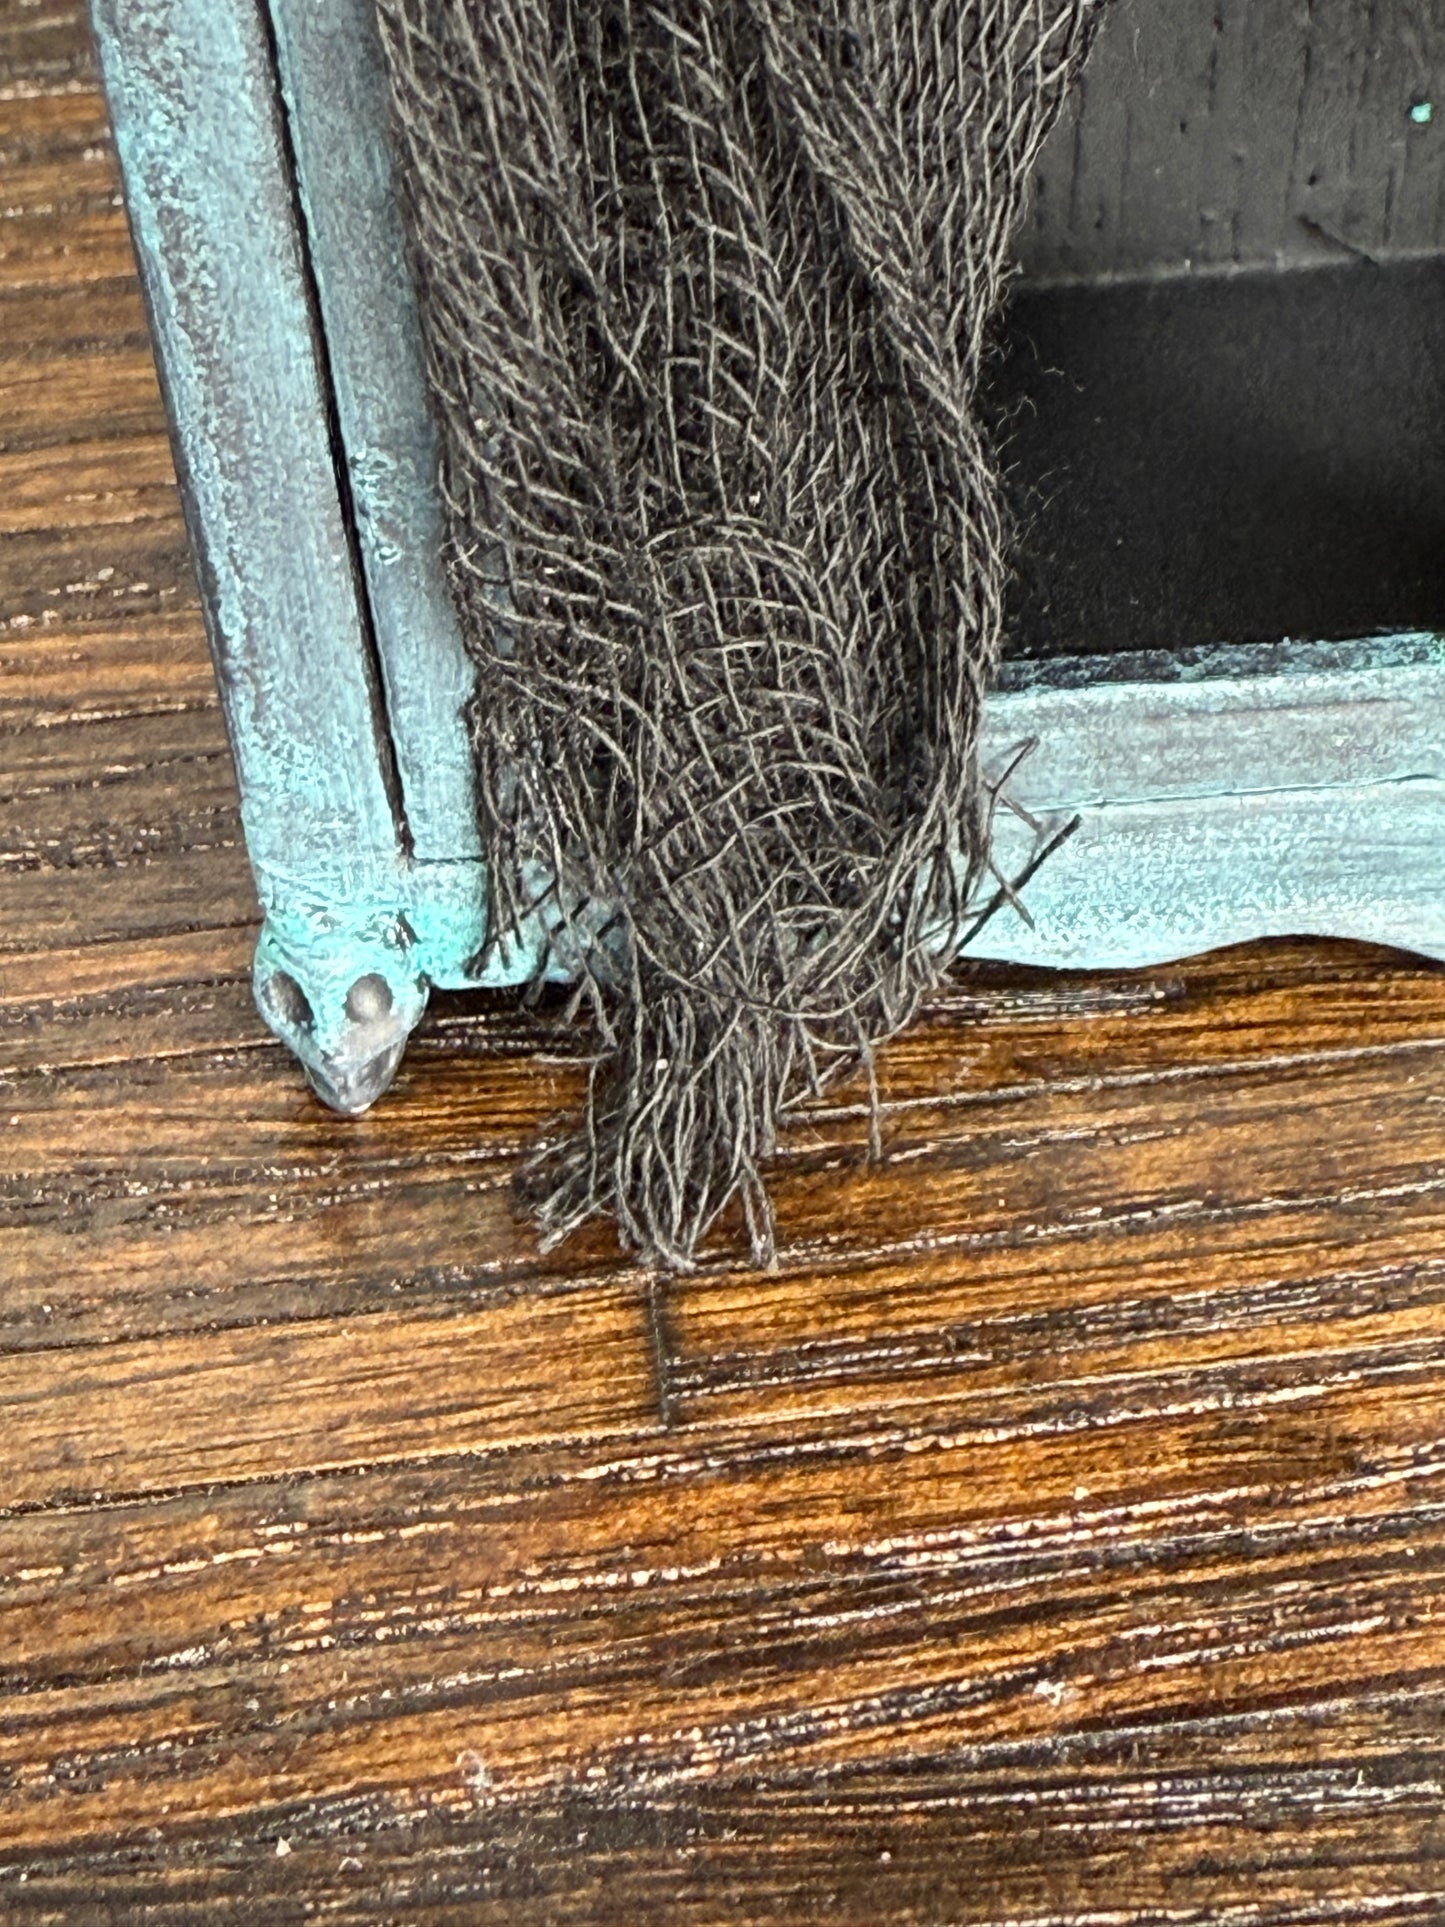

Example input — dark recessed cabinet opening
[989,0,1445,663]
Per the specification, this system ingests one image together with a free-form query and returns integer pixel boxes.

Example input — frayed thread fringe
[376,0,1103,1267]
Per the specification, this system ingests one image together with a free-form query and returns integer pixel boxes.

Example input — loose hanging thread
[375,0,1102,1269]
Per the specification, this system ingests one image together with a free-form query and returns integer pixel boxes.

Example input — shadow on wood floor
[3,4,1445,1919]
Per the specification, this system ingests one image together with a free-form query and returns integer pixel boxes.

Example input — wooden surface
[1019,0,1445,280]
[6,5,1445,1920]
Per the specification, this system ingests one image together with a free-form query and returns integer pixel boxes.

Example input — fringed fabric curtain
[375,0,1101,1266]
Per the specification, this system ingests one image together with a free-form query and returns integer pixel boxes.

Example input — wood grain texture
[5,6,1445,1921]
[1019,0,1445,280]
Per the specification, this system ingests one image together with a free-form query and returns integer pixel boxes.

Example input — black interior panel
[990,258,1445,659]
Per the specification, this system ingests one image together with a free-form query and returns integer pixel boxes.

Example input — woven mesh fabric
[374,0,1102,1268]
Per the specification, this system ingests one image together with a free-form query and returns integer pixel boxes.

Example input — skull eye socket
[267,970,314,1031]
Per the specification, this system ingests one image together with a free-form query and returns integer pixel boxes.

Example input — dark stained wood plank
[0,354,171,450]
[1,618,215,740]
[1,1387,1444,1912]
[0,3,100,90]
[0,1285,657,1508]
[1020,0,1445,278]
[0,841,254,952]
[0,278,152,361]
[3,746,239,866]
[0,205,138,290]
[0,435,182,539]
[3,5,1445,1921]
[1,79,111,149]
[3,938,1445,1355]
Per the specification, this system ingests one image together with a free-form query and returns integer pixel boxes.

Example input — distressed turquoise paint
[88,0,522,1110]
[974,640,1445,969]
[970,775,1445,970]
[91,0,421,1105]
[266,0,483,870]
[90,0,403,890]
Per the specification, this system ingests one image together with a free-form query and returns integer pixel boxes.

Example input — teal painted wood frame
[89,0,541,1112]
[89,0,1445,1114]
